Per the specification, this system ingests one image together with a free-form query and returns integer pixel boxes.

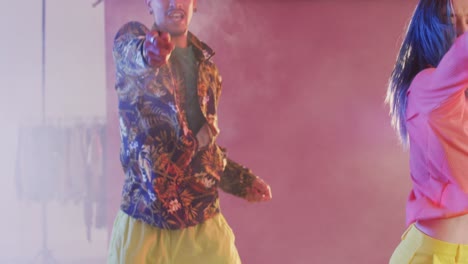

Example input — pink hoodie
[406,32,468,226]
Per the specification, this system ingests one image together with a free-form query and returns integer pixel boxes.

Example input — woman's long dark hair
[386,0,456,146]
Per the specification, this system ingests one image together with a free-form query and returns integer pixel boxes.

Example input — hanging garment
[95,124,107,229]
[14,125,65,202]
[67,124,88,202]
[83,122,107,242]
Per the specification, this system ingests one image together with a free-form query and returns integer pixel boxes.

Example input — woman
[387,0,468,263]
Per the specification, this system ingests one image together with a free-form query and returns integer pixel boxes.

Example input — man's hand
[245,177,272,202]
[143,31,175,68]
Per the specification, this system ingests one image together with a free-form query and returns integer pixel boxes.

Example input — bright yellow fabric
[108,211,241,264]
[390,224,468,263]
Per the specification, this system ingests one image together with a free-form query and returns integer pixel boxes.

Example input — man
[107,0,272,263]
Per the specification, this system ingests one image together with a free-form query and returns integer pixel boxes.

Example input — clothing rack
[17,117,108,247]
[26,1,106,262]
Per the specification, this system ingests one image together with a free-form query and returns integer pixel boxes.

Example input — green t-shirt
[172,46,206,135]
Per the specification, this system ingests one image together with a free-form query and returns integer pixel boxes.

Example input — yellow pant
[390,224,468,264]
[107,211,241,264]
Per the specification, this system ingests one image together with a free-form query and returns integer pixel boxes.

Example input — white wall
[0,0,107,262]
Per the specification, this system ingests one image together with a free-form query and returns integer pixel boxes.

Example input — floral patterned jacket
[114,21,259,229]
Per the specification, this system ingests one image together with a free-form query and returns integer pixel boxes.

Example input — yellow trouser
[390,224,468,263]
[108,211,241,264]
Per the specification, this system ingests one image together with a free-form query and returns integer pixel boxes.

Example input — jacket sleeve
[205,56,263,199]
[219,156,259,199]
[113,21,154,80]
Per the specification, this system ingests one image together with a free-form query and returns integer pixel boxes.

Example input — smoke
[189,0,279,99]
[192,0,252,44]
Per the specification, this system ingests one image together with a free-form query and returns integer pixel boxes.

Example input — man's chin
[169,30,188,37]
[166,26,188,37]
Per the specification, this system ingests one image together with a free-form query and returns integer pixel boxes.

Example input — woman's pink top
[406,32,468,226]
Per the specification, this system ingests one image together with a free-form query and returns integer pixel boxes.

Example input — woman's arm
[415,32,468,112]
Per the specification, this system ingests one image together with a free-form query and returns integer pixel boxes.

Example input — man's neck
[171,33,188,48]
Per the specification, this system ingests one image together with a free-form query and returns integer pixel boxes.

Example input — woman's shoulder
[409,68,435,93]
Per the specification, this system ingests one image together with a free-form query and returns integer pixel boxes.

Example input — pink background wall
[105,1,416,263]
